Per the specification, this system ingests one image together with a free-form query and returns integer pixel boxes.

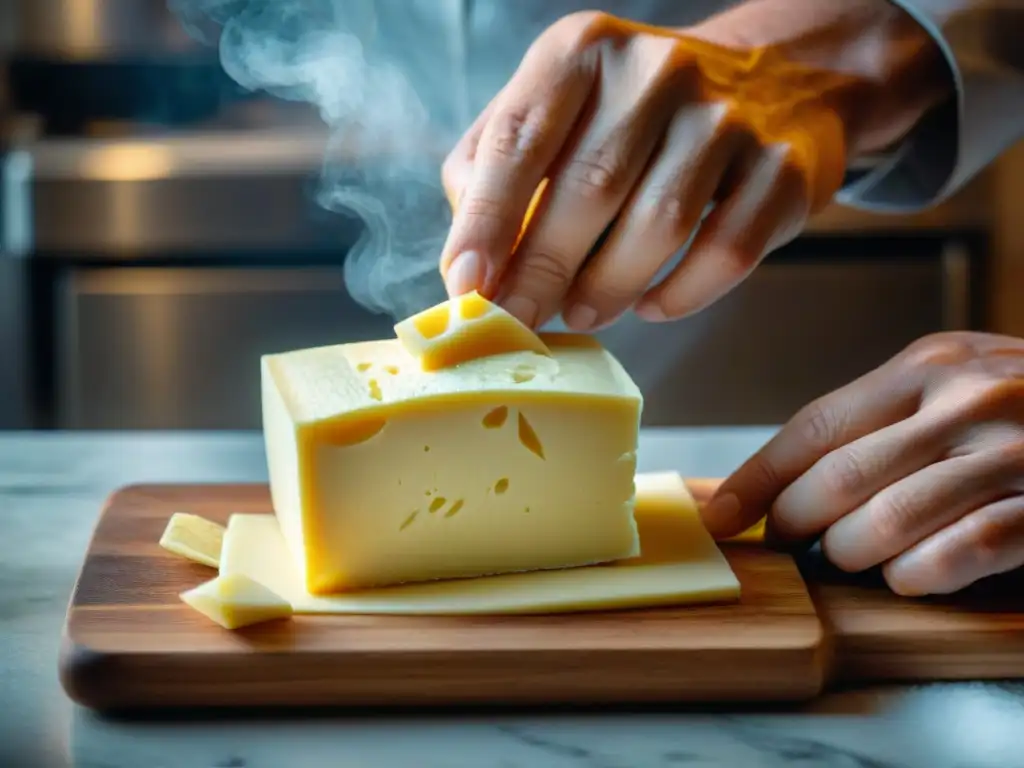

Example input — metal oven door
[55,266,397,429]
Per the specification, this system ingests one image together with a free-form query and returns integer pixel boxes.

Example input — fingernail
[501,295,539,328]
[701,493,741,537]
[634,301,668,322]
[564,303,598,331]
[445,250,485,297]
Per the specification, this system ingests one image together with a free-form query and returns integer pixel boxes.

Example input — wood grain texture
[60,484,826,711]
[689,479,1024,684]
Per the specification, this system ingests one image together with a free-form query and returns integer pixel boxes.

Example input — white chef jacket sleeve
[837,0,1024,213]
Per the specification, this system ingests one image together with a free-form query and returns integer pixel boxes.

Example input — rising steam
[170,0,456,318]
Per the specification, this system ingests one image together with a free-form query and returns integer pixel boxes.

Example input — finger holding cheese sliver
[394,290,551,371]
[159,512,225,568]
[180,573,293,630]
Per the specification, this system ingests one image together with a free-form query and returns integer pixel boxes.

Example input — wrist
[684,0,951,157]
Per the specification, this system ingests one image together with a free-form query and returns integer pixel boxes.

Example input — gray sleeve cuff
[837,0,1024,214]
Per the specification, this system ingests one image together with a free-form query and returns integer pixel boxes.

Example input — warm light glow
[77,145,176,182]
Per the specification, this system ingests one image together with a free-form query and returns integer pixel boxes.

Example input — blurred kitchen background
[1,0,1022,431]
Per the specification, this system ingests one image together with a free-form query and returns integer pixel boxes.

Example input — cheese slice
[394,290,551,371]
[159,512,225,568]
[262,328,643,595]
[179,573,293,629]
[729,518,766,543]
[637,474,766,543]
[219,471,740,615]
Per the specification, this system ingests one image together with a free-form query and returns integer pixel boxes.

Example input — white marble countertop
[3,428,1023,768]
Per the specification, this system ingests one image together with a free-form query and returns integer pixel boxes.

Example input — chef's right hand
[439,2,946,331]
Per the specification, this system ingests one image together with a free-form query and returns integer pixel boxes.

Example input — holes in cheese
[159,512,225,568]
[400,510,419,531]
[459,292,490,320]
[445,499,465,518]
[494,478,510,494]
[393,291,551,371]
[323,418,387,447]
[429,497,447,513]
[511,365,536,384]
[367,379,383,401]
[482,406,509,429]
[517,412,545,459]
[179,573,293,630]
[411,302,451,340]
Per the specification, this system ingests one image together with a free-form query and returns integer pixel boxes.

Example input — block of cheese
[159,512,225,568]
[219,471,740,615]
[261,327,643,595]
[394,290,551,372]
[179,573,293,629]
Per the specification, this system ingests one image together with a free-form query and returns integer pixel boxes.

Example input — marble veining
[2,429,1023,768]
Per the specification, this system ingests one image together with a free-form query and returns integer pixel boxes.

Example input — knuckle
[943,376,1024,424]
[901,332,979,371]
[964,515,1007,574]
[573,270,637,308]
[863,490,918,545]
[643,192,699,244]
[554,10,616,50]
[820,449,872,500]
[794,400,844,453]
[458,194,517,230]
[515,249,576,289]
[562,147,632,203]
[742,452,786,499]
[487,105,549,165]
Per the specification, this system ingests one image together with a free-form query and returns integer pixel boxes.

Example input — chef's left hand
[701,331,1024,596]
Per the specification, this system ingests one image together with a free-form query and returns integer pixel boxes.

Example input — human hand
[702,332,1024,596]
[439,3,944,330]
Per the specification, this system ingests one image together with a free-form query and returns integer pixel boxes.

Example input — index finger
[442,94,499,212]
[439,42,597,299]
[700,357,923,540]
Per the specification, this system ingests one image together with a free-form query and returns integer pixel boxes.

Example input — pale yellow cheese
[393,290,551,371]
[639,474,766,543]
[179,572,293,629]
[218,471,740,615]
[261,330,643,595]
[159,512,225,568]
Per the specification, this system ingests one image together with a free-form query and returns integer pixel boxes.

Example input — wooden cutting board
[60,483,826,711]
[689,479,1024,684]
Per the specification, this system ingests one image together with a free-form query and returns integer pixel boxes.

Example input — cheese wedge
[729,518,766,543]
[262,324,643,595]
[394,290,551,372]
[159,512,225,568]
[218,471,740,615]
[179,573,293,629]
